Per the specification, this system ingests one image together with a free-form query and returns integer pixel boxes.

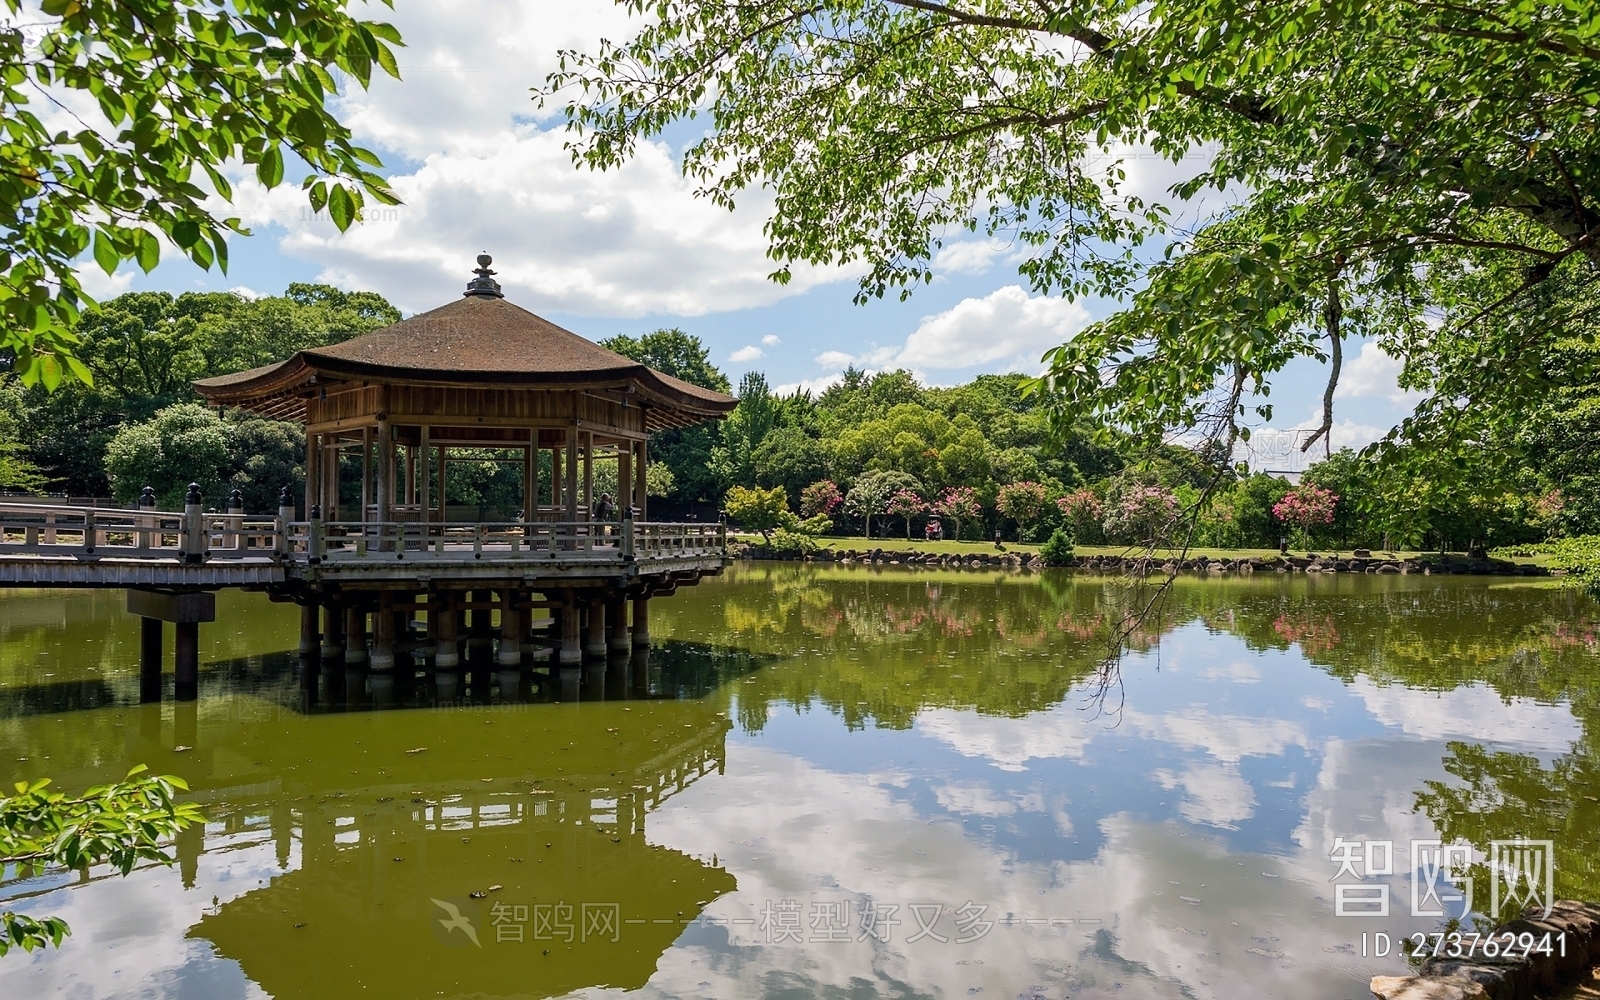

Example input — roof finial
[464,252,504,299]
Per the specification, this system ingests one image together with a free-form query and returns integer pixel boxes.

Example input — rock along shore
[734,545,1550,577]
[1371,900,1600,999]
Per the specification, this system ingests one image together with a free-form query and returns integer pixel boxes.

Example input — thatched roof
[193,294,736,429]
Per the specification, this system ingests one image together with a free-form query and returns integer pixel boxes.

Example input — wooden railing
[0,502,281,561]
[0,501,725,567]
[282,520,727,564]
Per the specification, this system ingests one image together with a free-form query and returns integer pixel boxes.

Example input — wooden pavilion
[176,254,738,687]
[195,254,734,526]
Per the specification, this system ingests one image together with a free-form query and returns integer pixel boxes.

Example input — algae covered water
[2,566,1597,999]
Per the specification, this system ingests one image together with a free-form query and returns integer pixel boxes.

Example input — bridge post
[345,605,369,668]
[138,486,156,551]
[497,590,522,666]
[174,620,199,700]
[585,596,607,659]
[434,593,460,668]
[559,592,582,665]
[607,594,629,653]
[225,489,243,551]
[182,482,204,564]
[299,603,319,657]
[632,596,650,647]
[320,599,345,663]
[370,593,395,671]
[139,616,162,703]
[277,486,295,558]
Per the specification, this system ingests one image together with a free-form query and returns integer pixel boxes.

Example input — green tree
[995,481,1050,542]
[724,484,790,541]
[601,330,730,505]
[1,0,403,388]
[1,767,201,957]
[548,1,1600,475]
[844,470,921,540]
[712,371,779,488]
[104,403,233,509]
[751,425,828,509]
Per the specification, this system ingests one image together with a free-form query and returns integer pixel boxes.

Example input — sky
[77,0,1421,472]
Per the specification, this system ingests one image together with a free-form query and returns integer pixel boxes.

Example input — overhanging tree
[1,0,404,389]
[546,0,1600,473]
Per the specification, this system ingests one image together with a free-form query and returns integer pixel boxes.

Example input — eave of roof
[192,294,736,426]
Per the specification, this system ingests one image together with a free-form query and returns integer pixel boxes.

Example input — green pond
[2,566,1599,999]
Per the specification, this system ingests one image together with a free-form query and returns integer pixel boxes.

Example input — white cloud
[1337,340,1424,405]
[1351,679,1581,752]
[76,266,135,300]
[761,334,781,346]
[204,0,853,318]
[1125,709,1310,765]
[897,285,1089,371]
[933,781,1018,817]
[917,703,1096,771]
[814,349,857,369]
[1290,415,1392,453]
[728,345,765,363]
[1151,763,1258,829]
[932,240,1009,276]
[775,373,846,396]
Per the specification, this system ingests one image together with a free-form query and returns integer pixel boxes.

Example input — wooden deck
[0,501,727,591]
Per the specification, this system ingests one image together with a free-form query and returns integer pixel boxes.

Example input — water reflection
[1,568,1598,998]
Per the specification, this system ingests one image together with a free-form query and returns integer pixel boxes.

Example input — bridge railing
[0,500,725,566]
[280,519,726,564]
[0,502,283,560]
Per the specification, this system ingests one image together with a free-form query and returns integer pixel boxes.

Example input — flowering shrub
[933,486,981,541]
[1102,485,1179,546]
[1272,484,1338,528]
[886,488,927,539]
[800,479,844,519]
[1054,488,1102,542]
[996,481,1049,540]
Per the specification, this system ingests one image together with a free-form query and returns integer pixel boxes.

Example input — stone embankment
[735,545,1550,576]
[1371,900,1600,999]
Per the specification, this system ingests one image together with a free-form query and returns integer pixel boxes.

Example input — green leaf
[171,220,200,249]
[92,230,118,276]
[327,183,355,232]
[256,146,284,189]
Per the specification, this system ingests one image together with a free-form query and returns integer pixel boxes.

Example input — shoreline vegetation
[731,536,1553,577]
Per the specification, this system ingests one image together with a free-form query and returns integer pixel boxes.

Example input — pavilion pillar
[585,596,607,659]
[370,593,395,671]
[404,445,416,505]
[559,592,582,665]
[140,616,163,703]
[320,437,335,521]
[376,418,393,523]
[305,429,319,518]
[635,440,648,521]
[438,442,449,523]
[434,594,459,668]
[617,447,632,514]
[418,426,432,525]
[522,442,534,522]
[582,430,594,519]
[564,427,579,522]
[360,425,372,520]
[632,595,650,647]
[345,606,368,667]
[498,591,522,666]
[607,594,629,653]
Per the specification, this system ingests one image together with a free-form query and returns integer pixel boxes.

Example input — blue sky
[77,0,1419,470]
